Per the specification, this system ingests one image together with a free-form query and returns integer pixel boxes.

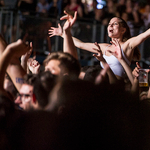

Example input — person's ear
[32,93,36,103]
[121,27,126,34]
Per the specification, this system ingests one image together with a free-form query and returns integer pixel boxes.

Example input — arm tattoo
[16,77,24,84]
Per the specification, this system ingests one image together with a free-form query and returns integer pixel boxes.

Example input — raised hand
[7,39,31,58]
[93,42,104,61]
[108,38,122,60]
[60,10,77,28]
[48,23,63,37]
[28,59,40,74]
[95,63,109,85]
[21,42,33,63]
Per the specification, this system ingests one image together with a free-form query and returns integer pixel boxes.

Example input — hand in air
[108,38,122,60]
[60,11,77,28]
[28,58,40,74]
[8,39,31,58]
[48,23,63,37]
[21,42,33,63]
[93,42,104,61]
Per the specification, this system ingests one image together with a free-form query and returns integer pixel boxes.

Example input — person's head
[33,71,58,109]
[46,77,98,114]
[107,17,131,41]
[17,72,57,111]
[108,17,141,61]
[44,52,81,79]
[16,74,36,111]
[83,65,109,84]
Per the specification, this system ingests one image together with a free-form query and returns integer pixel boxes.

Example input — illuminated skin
[49,12,150,80]
[45,59,61,75]
[107,18,124,40]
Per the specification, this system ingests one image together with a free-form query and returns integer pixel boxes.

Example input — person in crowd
[64,0,83,18]
[15,71,57,111]
[36,0,49,17]
[142,4,150,29]
[116,0,126,17]
[3,73,18,101]
[44,51,81,79]
[102,0,118,26]
[48,0,63,17]
[17,0,37,16]
[48,11,149,81]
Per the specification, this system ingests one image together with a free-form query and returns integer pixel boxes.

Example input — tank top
[100,45,130,78]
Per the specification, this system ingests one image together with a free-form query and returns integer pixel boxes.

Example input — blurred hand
[48,23,63,37]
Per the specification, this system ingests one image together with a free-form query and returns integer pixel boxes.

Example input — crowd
[0,7,150,149]
[1,0,150,150]
[14,0,150,29]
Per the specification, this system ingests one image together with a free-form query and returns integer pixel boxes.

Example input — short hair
[83,65,109,85]
[84,65,103,83]
[43,52,81,79]
[33,71,58,108]
[23,74,37,86]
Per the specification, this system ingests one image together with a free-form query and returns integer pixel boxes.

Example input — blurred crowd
[0,0,150,28]
[14,0,150,30]
[1,2,150,148]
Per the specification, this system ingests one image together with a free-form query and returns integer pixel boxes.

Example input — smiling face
[107,17,125,39]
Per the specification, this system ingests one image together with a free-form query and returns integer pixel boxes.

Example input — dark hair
[84,65,109,84]
[33,71,58,108]
[116,17,131,42]
[116,17,141,61]
[44,52,81,79]
[24,74,37,86]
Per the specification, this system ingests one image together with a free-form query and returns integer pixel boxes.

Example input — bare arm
[0,40,30,94]
[62,11,78,59]
[93,42,118,84]
[48,11,101,53]
[7,40,31,91]
[128,28,150,49]
[108,39,134,85]
[21,42,33,72]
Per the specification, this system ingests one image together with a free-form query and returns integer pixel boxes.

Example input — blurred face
[107,17,124,38]
[45,59,61,75]
[18,84,33,110]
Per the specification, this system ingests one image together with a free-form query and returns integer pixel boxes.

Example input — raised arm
[108,39,134,85]
[128,28,150,50]
[62,11,78,59]
[6,40,31,91]
[21,42,33,72]
[93,42,118,84]
[48,11,100,53]
[0,40,30,94]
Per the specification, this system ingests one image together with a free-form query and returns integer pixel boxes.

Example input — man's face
[18,84,33,110]
[45,59,61,75]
